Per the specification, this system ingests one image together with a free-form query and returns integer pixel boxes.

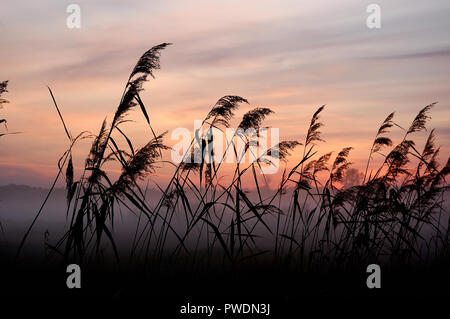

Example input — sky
[1,0,449,187]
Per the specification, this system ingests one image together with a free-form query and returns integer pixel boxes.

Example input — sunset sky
[1,0,449,187]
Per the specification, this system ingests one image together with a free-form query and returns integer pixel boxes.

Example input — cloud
[365,48,450,60]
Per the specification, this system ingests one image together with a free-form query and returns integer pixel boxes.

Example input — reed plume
[0,80,8,109]
[363,112,395,183]
[114,43,171,124]
[373,112,394,154]
[305,105,325,146]
[114,132,169,193]
[407,102,436,135]
[330,147,353,185]
[263,140,301,163]
[205,95,248,128]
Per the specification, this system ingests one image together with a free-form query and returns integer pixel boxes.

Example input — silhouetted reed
[15,45,449,275]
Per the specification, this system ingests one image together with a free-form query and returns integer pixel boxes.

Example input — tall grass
[15,45,450,274]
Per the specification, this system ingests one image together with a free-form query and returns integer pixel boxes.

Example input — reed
[14,45,449,277]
